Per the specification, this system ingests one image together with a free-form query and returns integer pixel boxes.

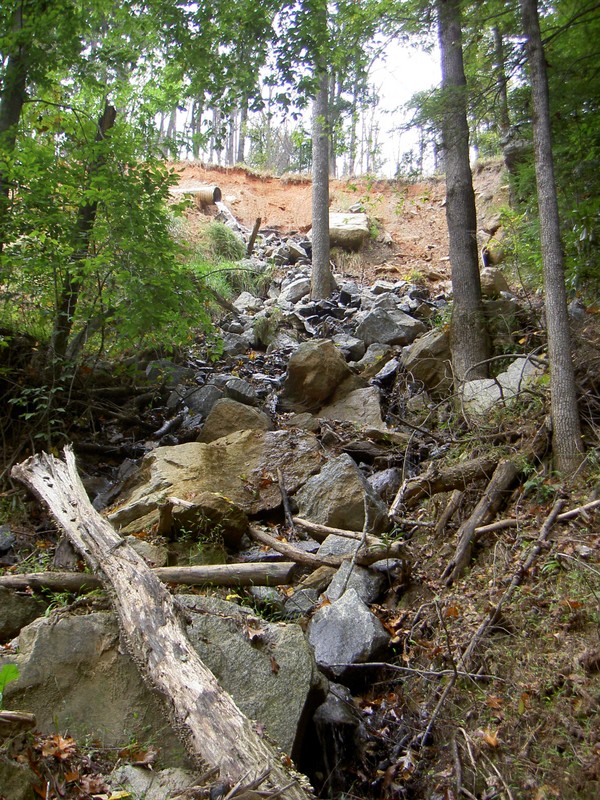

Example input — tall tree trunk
[237,95,248,164]
[437,0,490,383]
[311,70,334,299]
[493,26,511,137]
[0,6,28,262]
[347,80,358,176]
[50,103,117,363]
[520,0,584,473]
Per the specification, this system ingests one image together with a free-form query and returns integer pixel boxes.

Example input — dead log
[389,456,498,514]
[249,524,408,567]
[441,459,521,585]
[11,448,312,799]
[0,562,298,593]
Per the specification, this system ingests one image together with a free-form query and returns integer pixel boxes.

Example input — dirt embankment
[172,160,507,286]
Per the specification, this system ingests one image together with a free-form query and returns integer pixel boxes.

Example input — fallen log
[0,562,298,593]
[11,448,312,799]
[441,459,521,585]
[249,524,408,567]
[389,456,498,514]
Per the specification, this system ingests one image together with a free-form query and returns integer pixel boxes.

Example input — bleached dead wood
[0,562,297,593]
[11,448,312,799]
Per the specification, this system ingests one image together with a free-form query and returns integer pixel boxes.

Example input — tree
[519,0,584,473]
[311,68,335,299]
[436,0,490,383]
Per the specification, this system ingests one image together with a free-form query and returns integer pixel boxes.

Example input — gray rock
[287,241,308,262]
[326,561,385,604]
[124,536,168,567]
[110,766,198,800]
[480,266,510,298]
[319,387,386,430]
[326,212,370,251]
[317,534,361,559]
[368,467,402,503]
[197,398,272,443]
[313,685,365,793]
[182,595,325,757]
[185,384,224,416]
[0,612,187,764]
[307,588,390,678]
[461,357,544,415]
[294,453,389,533]
[280,339,352,411]
[401,328,453,397]
[220,332,249,357]
[283,588,320,618]
[279,277,311,304]
[331,333,366,361]
[0,586,46,644]
[0,754,36,800]
[145,359,193,387]
[355,308,427,347]
[108,429,323,533]
[160,490,249,550]
[233,291,263,313]
[225,377,259,406]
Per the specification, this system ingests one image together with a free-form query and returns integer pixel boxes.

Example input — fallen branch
[12,448,312,799]
[249,525,408,568]
[441,459,521,585]
[473,497,599,536]
[389,456,498,515]
[0,562,298,593]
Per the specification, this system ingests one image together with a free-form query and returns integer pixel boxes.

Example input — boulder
[326,212,370,251]
[108,429,323,534]
[1,597,324,762]
[355,308,427,347]
[280,339,352,411]
[461,357,544,415]
[184,384,224,417]
[480,266,510,298]
[233,291,263,313]
[197,398,273,443]
[279,277,311,304]
[319,387,386,429]
[0,754,36,800]
[325,561,385,605]
[401,328,453,397]
[294,454,389,533]
[110,766,198,800]
[307,588,390,679]
[225,378,259,406]
[159,490,249,550]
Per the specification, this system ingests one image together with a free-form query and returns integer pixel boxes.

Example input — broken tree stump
[11,447,312,799]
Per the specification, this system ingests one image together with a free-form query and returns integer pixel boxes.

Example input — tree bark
[520,0,584,474]
[0,562,298,593]
[11,448,312,798]
[310,69,334,300]
[0,5,28,262]
[437,0,490,383]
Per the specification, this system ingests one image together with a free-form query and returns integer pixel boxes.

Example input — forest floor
[1,161,599,800]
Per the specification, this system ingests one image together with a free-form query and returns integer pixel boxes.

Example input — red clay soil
[171,161,506,287]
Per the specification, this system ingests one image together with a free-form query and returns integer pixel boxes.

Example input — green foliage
[0,663,19,708]
[205,222,246,262]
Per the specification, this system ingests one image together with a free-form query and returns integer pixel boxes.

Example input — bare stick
[435,489,464,536]
[247,217,262,256]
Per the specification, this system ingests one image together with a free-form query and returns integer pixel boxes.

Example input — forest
[0,1,599,799]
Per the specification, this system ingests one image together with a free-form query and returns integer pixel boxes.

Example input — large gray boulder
[355,308,427,347]
[280,339,352,411]
[197,398,272,443]
[0,586,46,643]
[1,597,325,762]
[461,356,544,416]
[307,589,390,679]
[401,328,453,397]
[319,386,386,430]
[294,454,389,533]
[327,212,370,251]
[108,429,323,534]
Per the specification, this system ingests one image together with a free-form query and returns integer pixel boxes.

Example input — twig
[474,498,599,536]
[451,735,462,800]
[329,662,501,680]
[435,489,464,536]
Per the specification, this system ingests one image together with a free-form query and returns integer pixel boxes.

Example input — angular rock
[220,332,249,357]
[225,377,259,406]
[307,588,390,679]
[280,339,352,412]
[326,561,385,604]
[233,291,263,313]
[185,385,224,416]
[279,277,311,304]
[327,212,370,251]
[294,454,389,533]
[401,328,453,397]
[159,490,248,550]
[331,333,366,361]
[108,429,323,533]
[0,754,37,800]
[319,387,386,430]
[480,266,510,298]
[197,398,272,443]
[0,612,187,764]
[461,357,544,415]
[110,766,198,800]
[355,308,427,347]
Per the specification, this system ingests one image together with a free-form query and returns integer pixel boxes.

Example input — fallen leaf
[41,734,77,760]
